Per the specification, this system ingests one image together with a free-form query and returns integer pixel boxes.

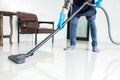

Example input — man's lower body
[64,15,99,52]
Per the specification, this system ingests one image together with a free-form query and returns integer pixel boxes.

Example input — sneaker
[64,45,75,51]
[92,47,100,52]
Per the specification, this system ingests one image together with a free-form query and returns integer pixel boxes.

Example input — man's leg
[86,15,99,52]
[64,17,79,50]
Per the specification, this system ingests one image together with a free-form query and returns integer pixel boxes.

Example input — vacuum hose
[87,3,120,45]
[100,7,120,45]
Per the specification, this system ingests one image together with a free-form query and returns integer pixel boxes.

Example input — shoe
[64,45,75,51]
[92,47,99,52]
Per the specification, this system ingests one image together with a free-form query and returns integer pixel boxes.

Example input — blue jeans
[70,15,98,47]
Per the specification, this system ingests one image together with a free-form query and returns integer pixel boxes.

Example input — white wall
[0,0,120,43]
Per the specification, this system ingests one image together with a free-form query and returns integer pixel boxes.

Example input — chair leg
[52,36,54,44]
[52,36,54,47]
[35,33,37,45]
[17,23,20,43]
[18,32,20,43]
[52,21,54,46]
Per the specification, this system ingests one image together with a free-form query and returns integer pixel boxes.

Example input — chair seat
[37,28,54,33]
[20,27,36,34]
[20,27,54,34]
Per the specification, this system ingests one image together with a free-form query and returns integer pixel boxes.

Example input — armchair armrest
[38,21,54,24]
[38,21,54,29]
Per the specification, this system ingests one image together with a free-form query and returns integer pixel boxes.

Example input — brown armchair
[17,11,54,45]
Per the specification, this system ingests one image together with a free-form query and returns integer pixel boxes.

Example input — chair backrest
[17,11,38,34]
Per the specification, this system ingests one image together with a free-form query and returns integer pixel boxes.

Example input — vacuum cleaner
[8,1,120,64]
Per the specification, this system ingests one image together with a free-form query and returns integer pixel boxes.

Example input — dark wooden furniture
[17,11,54,45]
[0,11,16,46]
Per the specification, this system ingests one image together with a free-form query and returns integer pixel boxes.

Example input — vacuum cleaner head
[8,54,26,64]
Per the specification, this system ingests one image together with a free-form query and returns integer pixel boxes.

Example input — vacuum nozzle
[8,54,26,64]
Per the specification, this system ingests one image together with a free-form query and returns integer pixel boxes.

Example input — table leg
[9,15,13,44]
[0,14,3,46]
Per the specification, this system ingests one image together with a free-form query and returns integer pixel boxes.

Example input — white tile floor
[0,39,120,80]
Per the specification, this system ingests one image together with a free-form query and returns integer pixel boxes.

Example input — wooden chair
[17,11,54,45]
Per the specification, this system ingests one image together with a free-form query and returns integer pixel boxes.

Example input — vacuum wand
[25,2,89,57]
[8,2,98,64]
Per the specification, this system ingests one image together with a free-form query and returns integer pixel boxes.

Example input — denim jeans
[70,15,98,47]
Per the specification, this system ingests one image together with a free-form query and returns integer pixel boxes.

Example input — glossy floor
[0,40,120,80]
